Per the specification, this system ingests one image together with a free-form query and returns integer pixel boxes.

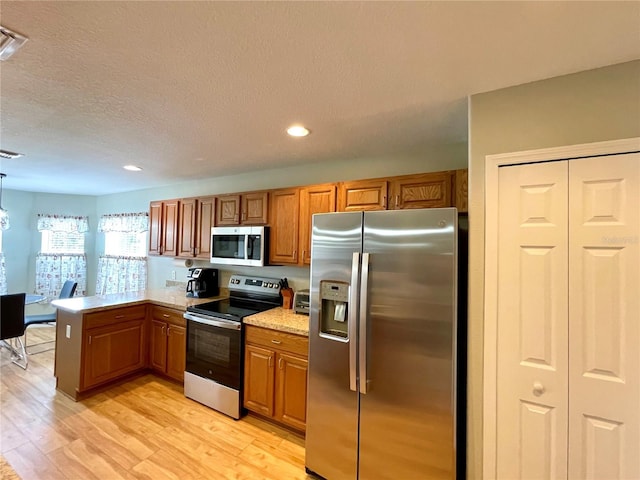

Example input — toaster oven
[294,289,310,315]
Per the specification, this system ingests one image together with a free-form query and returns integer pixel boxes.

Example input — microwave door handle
[349,252,360,392]
[359,252,370,394]
[245,235,250,261]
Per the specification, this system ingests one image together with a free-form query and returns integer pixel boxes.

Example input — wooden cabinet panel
[150,319,167,372]
[216,195,241,225]
[388,172,453,210]
[149,305,186,383]
[85,305,147,330]
[244,344,275,417]
[82,319,145,390]
[299,184,336,265]
[166,324,186,382]
[148,199,180,256]
[338,179,388,211]
[275,352,308,431]
[243,192,269,225]
[455,169,468,213]
[244,325,308,431]
[269,188,300,264]
[195,196,215,259]
[177,198,197,257]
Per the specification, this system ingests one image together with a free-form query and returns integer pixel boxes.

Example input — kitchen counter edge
[244,307,309,337]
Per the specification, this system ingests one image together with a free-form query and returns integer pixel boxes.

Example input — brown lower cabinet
[244,325,309,432]
[81,305,147,390]
[149,305,187,382]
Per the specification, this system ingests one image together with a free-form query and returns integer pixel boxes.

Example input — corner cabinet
[149,305,186,382]
[149,199,180,256]
[244,325,309,432]
[177,196,215,259]
[81,305,147,390]
[215,191,268,226]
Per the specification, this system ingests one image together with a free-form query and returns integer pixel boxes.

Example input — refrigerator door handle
[359,252,370,394]
[349,252,360,392]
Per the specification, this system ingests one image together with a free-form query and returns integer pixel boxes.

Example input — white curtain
[96,256,147,295]
[0,253,7,295]
[35,253,87,297]
[37,214,89,233]
[96,212,148,295]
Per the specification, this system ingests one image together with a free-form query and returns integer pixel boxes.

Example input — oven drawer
[245,325,308,356]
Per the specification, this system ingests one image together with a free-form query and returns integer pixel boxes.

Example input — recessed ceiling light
[0,149,24,159]
[123,165,142,172]
[287,125,310,137]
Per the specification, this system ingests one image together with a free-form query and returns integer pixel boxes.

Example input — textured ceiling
[0,1,639,195]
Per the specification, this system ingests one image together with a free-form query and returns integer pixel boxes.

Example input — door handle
[359,252,370,394]
[349,252,360,392]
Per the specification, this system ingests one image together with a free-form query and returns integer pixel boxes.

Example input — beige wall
[467,60,640,478]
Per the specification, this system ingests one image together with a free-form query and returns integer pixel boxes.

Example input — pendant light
[0,173,9,230]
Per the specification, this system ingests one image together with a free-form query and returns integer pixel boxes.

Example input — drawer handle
[163,314,170,318]
[115,315,125,319]
[271,339,282,344]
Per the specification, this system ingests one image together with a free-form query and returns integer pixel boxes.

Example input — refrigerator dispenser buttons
[319,280,350,339]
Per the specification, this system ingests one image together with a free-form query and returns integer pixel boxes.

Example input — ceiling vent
[0,149,24,159]
[0,25,28,61]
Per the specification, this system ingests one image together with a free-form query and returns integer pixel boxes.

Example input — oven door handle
[183,312,242,331]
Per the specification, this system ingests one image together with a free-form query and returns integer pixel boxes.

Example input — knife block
[281,288,294,309]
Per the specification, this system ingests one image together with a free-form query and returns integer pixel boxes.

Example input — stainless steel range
[183,274,282,419]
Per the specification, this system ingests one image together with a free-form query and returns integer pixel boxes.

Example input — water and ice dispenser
[319,281,350,340]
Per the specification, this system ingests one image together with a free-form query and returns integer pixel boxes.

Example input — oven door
[184,312,243,390]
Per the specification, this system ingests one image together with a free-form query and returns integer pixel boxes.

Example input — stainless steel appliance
[183,274,282,419]
[210,226,268,266]
[305,208,467,480]
[186,267,219,298]
[293,289,310,315]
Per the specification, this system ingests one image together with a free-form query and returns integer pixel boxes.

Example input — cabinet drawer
[245,325,308,357]
[85,305,147,330]
[150,305,186,327]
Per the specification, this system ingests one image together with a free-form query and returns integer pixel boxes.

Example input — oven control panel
[228,274,282,294]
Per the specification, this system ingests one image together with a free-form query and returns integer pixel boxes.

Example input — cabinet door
[166,324,186,382]
[269,188,300,264]
[148,201,163,255]
[388,172,453,210]
[162,199,180,256]
[216,195,241,225]
[195,196,215,259]
[242,191,269,224]
[149,319,167,373]
[177,198,197,257]
[275,352,308,431]
[338,179,388,211]
[244,344,275,416]
[82,319,146,389]
[299,184,336,265]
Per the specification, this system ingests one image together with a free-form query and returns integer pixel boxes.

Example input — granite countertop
[52,287,228,314]
[244,307,309,336]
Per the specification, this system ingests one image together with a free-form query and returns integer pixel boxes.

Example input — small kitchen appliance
[183,274,282,419]
[293,289,310,315]
[186,267,219,298]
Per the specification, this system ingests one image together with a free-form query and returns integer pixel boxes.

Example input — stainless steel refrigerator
[305,208,467,480]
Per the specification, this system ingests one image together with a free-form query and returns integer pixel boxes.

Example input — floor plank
[1,326,313,479]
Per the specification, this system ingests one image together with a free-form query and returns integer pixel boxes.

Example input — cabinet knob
[533,382,545,396]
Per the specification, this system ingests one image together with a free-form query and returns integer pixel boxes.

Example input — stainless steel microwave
[210,226,268,267]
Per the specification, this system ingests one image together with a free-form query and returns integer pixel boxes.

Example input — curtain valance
[98,212,149,233]
[37,214,89,233]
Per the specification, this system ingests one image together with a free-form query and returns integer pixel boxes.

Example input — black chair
[1,293,28,369]
[24,280,77,353]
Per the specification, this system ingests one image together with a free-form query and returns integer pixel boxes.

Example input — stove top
[187,299,267,321]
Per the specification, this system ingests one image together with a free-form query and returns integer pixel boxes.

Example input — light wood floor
[1,325,313,480]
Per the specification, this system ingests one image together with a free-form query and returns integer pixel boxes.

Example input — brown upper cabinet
[215,191,269,226]
[388,171,454,210]
[177,196,215,259]
[149,199,179,256]
[338,179,388,212]
[299,184,337,264]
[454,169,468,213]
[269,188,300,264]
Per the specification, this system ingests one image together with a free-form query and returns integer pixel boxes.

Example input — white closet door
[568,154,640,479]
[496,161,569,480]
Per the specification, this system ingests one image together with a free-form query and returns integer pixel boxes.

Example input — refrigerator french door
[305,208,466,480]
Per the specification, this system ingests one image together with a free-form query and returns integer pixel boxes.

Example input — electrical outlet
[171,270,176,280]
[65,324,71,338]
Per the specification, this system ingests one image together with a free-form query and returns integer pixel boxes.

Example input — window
[104,231,146,257]
[41,230,85,254]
